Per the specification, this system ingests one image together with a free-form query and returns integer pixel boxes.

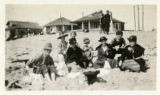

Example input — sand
[5,31,157,90]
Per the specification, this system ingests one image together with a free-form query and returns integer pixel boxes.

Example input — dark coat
[94,43,115,68]
[101,14,111,28]
[111,38,126,54]
[66,45,83,66]
[120,44,147,72]
[121,44,145,60]
[111,38,126,47]
[27,54,56,75]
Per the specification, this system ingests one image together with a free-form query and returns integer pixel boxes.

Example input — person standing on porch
[101,10,111,34]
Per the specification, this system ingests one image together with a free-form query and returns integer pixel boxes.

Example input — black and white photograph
[4,4,157,91]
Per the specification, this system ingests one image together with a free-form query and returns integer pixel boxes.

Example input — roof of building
[6,20,42,29]
[74,11,125,23]
[44,17,77,27]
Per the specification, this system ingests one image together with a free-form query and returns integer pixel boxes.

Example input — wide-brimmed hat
[116,31,123,35]
[83,37,90,44]
[57,31,68,39]
[44,42,52,50]
[128,35,137,42]
[69,38,76,45]
[99,36,107,42]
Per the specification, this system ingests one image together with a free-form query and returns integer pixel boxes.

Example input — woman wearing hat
[94,36,116,68]
[65,38,84,68]
[56,31,69,76]
[119,35,147,72]
[57,31,68,55]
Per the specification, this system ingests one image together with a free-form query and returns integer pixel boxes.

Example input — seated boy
[26,42,57,80]
[82,37,94,68]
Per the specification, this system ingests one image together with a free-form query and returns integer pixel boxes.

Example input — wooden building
[74,11,125,32]
[44,17,77,34]
[6,20,42,40]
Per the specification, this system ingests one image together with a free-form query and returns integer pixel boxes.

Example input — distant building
[74,11,125,32]
[44,17,77,34]
[6,20,42,40]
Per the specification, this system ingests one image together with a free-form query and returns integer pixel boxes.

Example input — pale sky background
[5,4,156,31]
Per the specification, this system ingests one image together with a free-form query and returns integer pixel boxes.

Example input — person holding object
[119,35,148,72]
[111,31,126,61]
[94,36,117,69]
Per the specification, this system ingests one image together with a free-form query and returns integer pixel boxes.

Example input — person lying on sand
[25,42,57,80]
[119,35,148,72]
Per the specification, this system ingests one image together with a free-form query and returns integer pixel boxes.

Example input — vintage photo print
[4,4,157,91]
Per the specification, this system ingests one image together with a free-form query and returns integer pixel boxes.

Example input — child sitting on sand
[82,37,94,68]
[25,42,57,81]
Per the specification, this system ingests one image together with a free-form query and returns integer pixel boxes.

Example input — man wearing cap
[101,10,111,34]
[57,31,68,55]
[119,35,147,72]
[66,38,84,68]
[111,31,126,59]
[82,37,94,68]
[26,42,57,80]
[94,36,116,68]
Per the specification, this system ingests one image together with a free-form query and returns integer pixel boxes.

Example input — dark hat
[83,37,90,44]
[128,35,137,42]
[99,36,107,42]
[116,31,123,35]
[44,42,52,50]
[69,38,76,45]
[57,31,68,39]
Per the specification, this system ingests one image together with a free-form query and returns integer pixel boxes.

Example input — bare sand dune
[5,31,156,90]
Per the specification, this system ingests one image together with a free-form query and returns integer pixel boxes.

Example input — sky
[5,4,156,31]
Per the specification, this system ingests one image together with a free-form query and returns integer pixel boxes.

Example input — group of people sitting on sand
[25,31,148,81]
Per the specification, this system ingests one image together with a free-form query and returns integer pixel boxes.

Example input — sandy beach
[5,31,157,90]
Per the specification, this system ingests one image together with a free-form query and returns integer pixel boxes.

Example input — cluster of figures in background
[100,10,112,34]
[25,30,149,83]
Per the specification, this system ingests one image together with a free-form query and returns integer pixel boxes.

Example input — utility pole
[142,5,144,31]
[82,12,84,17]
[137,5,140,31]
[134,5,136,31]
